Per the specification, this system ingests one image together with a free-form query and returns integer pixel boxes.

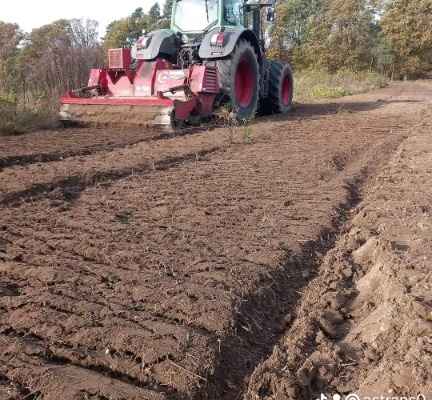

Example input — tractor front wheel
[261,61,293,114]
[216,39,259,119]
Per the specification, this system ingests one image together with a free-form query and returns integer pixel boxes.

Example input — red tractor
[60,0,293,130]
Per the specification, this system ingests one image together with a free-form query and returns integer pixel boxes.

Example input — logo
[317,394,359,400]
[318,393,427,400]
[157,70,186,83]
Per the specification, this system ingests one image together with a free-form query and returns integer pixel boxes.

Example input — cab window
[224,0,244,26]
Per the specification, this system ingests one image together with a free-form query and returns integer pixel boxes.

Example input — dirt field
[0,82,431,400]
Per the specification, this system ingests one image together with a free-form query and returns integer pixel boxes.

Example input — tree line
[0,0,431,107]
[269,0,432,78]
[0,19,103,106]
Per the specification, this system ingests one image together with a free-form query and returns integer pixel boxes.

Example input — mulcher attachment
[60,49,219,131]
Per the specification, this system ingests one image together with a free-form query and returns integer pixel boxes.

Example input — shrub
[0,93,60,136]
[294,69,387,103]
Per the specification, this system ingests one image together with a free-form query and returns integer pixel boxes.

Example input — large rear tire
[261,61,293,114]
[215,39,259,119]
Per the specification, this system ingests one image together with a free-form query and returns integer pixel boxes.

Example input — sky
[1,0,163,37]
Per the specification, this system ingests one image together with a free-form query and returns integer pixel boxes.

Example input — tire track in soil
[0,374,31,400]
[0,124,229,201]
[0,147,220,207]
[1,335,170,400]
[1,329,176,399]
[190,169,383,400]
[243,106,432,400]
[0,125,205,172]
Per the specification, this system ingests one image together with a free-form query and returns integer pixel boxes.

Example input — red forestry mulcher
[60,0,293,131]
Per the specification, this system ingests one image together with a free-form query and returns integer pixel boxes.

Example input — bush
[0,93,60,136]
[294,69,387,103]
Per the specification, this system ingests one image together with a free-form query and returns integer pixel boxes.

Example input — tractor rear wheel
[216,39,259,119]
[261,61,293,114]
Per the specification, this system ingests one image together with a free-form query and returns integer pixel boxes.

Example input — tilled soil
[245,96,432,400]
[0,83,431,400]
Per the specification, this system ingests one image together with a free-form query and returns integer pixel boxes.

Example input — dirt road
[0,82,431,400]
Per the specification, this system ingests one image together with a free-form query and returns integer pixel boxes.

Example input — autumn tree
[0,22,23,59]
[380,0,432,77]
[267,0,329,65]
[18,19,103,94]
[318,0,374,71]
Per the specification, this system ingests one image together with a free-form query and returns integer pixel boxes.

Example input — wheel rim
[235,59,253,107]
[282,74,292,105]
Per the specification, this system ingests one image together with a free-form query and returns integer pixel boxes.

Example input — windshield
[174,0,218,32]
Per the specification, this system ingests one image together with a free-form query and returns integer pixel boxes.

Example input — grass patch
[294,69,387,103]
[0,94,60,136]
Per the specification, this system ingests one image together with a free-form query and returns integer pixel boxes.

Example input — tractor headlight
[181,34,189,44]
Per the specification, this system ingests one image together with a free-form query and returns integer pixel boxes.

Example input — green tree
[163,0,174,18]
[129,7,151,40]
[148,3,161,23]
[370,28,397,77]
[104,4,169,52]
[103,17,135,51]
[380,0,432,77]
[131,7,144,21]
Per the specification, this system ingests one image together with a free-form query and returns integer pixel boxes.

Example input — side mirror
[267,7,275,22]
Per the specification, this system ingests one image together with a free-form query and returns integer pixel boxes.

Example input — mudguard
[198,27,261,60]
[132,29,177,61]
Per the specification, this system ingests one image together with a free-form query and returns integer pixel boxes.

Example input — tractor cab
[131,0,275,66]
[171,0,246,34]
